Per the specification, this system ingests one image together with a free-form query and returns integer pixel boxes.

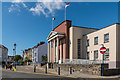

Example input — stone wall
[104,68,120,76]
[51,64,108,76]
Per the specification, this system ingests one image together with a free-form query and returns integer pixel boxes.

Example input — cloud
[29,2,65,17]
[12,0,23,3]
[8,0,65,17]
[8,4,21,12]
[8,0,28,13]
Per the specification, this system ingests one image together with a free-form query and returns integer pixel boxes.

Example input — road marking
[12,66,16,71]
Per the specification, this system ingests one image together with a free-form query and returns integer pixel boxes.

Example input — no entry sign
[100,47,107,54]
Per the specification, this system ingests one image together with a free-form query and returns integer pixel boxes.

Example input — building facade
[32,42,47,63]
[23,48,32,61]
[87,23,120,69]
[7,56,14,63]
[0,44,8,63]
[23,49,28,61]
[27,48,32,61]
[47,20,120,69]
[47,20,71,63]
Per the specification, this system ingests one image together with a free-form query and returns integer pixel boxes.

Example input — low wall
[49,63,109,76]
[104,68,120,76]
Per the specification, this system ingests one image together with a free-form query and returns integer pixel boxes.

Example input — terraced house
[47,20,120,69]
[0,44,8,63]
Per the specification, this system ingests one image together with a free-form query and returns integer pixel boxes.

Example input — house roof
[0,44,8,50]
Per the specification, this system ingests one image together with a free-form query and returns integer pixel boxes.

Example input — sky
[2,2,118,56]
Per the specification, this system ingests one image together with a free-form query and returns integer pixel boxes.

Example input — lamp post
[14,43,16,69]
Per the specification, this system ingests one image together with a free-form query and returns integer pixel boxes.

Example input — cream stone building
[87,23,120,69]
[47,20,120,69]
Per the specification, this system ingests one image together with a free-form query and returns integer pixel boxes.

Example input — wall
[87,24,117,69]
[53,20,71,59]
[0,45,8,62]
[38,43,48,63]
[28,49,32,61]
[52,64,108,76]
[33,47,38,63]
[69,26,97,59]
[116,24,120,68]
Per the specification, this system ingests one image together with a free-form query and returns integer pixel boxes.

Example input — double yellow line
[12,66,16,71]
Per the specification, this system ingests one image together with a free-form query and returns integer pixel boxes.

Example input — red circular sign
[100,47,107,54]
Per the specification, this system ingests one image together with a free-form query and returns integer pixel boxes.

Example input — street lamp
[14,43,16,55]
[13,43,16,69]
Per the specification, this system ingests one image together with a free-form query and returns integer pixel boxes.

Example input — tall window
[104,33,109,43]
[87,39,89,46]
[94,37,98,45]
[78,39,81,59]
[104,49,109,60]
[94,50,98,60]
[51,41,53,47]
[86,52,89,59]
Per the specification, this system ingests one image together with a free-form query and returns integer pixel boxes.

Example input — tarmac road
[1,70,120,80]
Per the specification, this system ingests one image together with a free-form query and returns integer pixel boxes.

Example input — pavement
[1,65,120,80]
[37,66,120,79]
[15,65,120,79]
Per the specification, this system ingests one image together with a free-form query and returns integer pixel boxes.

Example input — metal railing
[60,59,108,64]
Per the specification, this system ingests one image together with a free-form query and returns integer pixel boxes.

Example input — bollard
[45,66,47,74]
[70,67,72,74]
[15,64,16,69]
[58,67,60,75]
[34,65,36,72]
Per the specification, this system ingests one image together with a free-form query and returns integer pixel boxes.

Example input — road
[1,70,73,80]
[1,70,120,80]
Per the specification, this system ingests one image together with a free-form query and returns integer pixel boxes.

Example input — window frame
[104,33,109,43]
[86,52,89,59]
[86,39,89,47]
[104,48,109,60]
[77,39,81,59]
[94,50,98,60]
[94,36,98,45]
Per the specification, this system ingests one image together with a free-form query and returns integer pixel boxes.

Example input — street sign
[100,47,106,54]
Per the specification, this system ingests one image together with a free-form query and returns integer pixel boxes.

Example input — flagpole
[52,18,53,30]
[65,6,66,24]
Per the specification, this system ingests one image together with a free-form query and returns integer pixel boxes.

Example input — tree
[18,59,23,63]
[14,55,22,62]
[25,57,29,62]
[41,54,47,62]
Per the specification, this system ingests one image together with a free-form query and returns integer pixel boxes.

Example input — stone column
[48,42,50,62]
[56,37,59,63]
[50,41,52,62]
[60,40,62,61]
[54,39,56,63]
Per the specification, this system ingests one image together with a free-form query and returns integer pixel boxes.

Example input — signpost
[100,46,107,76]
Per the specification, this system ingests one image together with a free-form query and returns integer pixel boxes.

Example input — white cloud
[29,1,65,17]
[8,0,65,17]
[12,0,23,3]
[8,0,28,13]
[8,4,21,12]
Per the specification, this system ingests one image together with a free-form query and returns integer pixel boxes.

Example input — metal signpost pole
[102,53,104,76]
[100,44,106,76]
